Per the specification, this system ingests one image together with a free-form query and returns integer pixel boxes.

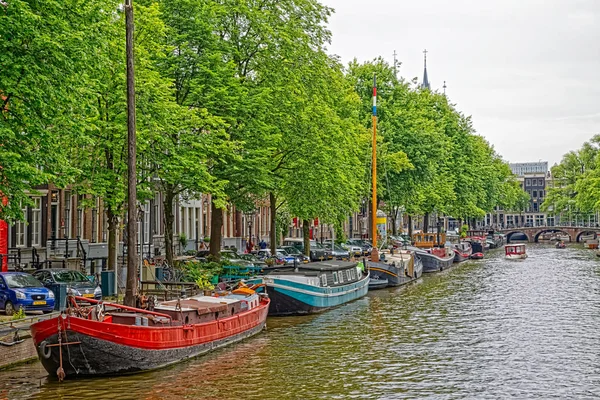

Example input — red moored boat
[30,289,269,379]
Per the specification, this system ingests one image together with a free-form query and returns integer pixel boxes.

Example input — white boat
[505,243,527,259]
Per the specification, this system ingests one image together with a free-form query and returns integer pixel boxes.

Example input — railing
[47,236,87,259]
[1,248,22,271]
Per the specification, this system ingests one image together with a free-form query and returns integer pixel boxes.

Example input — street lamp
[243,210,256,253]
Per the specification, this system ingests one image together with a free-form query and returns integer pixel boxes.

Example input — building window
[153,193,161,235]
[31,198,41,247]
[533,190,537,198]
[15,204,27,247]
[538,179,544,186]
[188,207,194,241]
[144,202,150,244]
[77,195,85,238]
[526,179,531,186]
[533,203,538,212]
[91,198,98,243]
[180,207,186,238]
[102,211,107,242]
[64,192,71,238]
[194,208,200,245]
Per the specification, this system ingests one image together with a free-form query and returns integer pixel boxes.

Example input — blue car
[0,272,55,315]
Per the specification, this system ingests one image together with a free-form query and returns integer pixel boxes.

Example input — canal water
[2,244,600,399]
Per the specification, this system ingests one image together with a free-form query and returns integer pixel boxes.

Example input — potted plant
[195,275,215,296]
[178,233,188,254]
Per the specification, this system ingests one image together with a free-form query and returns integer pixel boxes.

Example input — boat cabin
[505,244,527,259]
[466,230,488,239]
[261,261,364,288]
[412,233,446,249]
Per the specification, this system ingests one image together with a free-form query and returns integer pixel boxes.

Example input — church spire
[421,49,430,89]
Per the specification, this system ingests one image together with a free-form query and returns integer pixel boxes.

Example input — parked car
[256,249,287,265]
[282,238,327,261]
[0,272,55,315]
[341,242,363,256]
[347,239,372,255]
[320,241,352,260]
[237,254,267,267]
[330,244,351,260]
[280,246,310,263]
[32,268,102,300]
[220,250,257,267]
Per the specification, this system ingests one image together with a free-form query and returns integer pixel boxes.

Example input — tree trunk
[123,0,137,308]
[423,213,429,233]
[390,207,397,236]
[269,192,277,254]
[163,187,175,268]
[107,209,118,272]
[408,215,413,239]
[209,200,223,260]
[302,219,310,257]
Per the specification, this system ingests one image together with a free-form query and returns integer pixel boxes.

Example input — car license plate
[83,294,94,298]
[33,300,46,305]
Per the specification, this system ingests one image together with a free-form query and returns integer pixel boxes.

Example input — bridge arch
[576,230,598,243]
[534,229,571,243]
[505,231,530,243]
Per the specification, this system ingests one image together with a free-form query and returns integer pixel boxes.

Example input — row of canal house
[3,184,353,278]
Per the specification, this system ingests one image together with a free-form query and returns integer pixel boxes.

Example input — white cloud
[322,0,600,165]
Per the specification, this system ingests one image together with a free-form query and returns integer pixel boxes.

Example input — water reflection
[3,245,600,399]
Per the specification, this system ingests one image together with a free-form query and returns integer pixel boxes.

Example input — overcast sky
[321,0,599,167]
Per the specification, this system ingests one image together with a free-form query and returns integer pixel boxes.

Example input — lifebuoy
[39,340,52,359]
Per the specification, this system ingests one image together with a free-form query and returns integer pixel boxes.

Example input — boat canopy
[412,233,446,248]
[505,244,526,255]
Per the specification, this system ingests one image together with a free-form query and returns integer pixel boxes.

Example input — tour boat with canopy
[505,243,527,259]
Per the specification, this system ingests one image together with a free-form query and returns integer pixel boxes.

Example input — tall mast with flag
[371,73,378,250]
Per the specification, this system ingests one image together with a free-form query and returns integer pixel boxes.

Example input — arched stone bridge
[498,227,600,243]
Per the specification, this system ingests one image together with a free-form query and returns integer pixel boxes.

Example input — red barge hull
[30,297,269,378]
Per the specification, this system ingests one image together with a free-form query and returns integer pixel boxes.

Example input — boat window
[320,274,327,287]
[232,307,235,314]
[333,272,338,284]
[338,271,344,283]
[346,270,351,281]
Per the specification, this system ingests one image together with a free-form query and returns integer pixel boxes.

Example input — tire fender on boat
[39,340,52,359]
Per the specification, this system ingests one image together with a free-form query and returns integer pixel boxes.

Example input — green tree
[0,0,117,220]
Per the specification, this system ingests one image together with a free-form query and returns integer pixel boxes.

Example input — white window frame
[332,271,338,284]
[144,201,151,244]
[188,207,194,241]
[64,192,72,238]
[77,207,84,238]
[15,205,27,247]
[31,198,41,247]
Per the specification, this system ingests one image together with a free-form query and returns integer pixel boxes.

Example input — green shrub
[12,307,26,321]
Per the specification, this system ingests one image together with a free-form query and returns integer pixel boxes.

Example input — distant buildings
[484,161,551,228]
[509,162,548,176]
